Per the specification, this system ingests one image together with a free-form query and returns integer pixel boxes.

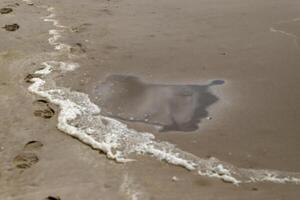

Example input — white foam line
[59,62,79,71]
[198,164,241,184]
[120,174,144,200]
[270,27,299,48]
[42,7,66,28]
[23,0,300,186]
[48,29,61,44]
[22,0,34,5]
[34,62,53,75]
[270,27,297,38]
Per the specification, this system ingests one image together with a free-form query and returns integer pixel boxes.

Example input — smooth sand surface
[1,0,300,199]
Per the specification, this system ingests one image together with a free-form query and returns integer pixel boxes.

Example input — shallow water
[94,75,224,132]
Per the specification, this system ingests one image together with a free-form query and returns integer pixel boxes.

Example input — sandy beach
[1,0,300,199]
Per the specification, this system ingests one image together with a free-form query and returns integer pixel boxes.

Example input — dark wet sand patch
[2,24,19,31]
[94,75,224,132]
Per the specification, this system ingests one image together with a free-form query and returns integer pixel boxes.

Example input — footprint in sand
[70,42,86,54]
[46,196,61,200]
[13,152,39,169]
[24,140,44,151]
[24,73,41,83]
[33,99,56,119]
[70,23,91,33]
[0,8,13,14]
[2,24,19,31]
[13,141,43,169]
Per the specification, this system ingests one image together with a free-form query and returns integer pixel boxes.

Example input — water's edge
[23,0,300,185]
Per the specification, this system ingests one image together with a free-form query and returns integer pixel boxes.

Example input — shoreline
[1,0,300,199]
[24,0,300,185]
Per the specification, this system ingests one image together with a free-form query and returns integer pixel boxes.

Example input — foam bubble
[22,0,34,5]
[34,62,53,75]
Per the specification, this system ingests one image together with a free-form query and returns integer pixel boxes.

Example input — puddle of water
[94,75,224,132]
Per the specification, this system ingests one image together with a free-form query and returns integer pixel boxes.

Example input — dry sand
[1,0,300,199]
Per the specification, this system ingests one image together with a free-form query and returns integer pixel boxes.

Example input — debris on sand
[0,8,13,14]
[206,116,212,120]
[2,24,19,31]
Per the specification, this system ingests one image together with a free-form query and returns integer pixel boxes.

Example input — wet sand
[1,0,300,199]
